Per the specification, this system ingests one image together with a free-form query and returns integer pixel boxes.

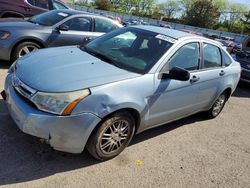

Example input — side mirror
[160,66,190,81]
[57,24,69,31]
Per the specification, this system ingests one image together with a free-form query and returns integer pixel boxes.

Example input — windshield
[83,27,173,74]
[29,10,71,26]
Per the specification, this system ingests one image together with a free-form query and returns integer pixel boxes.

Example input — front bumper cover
[4,74,101,153]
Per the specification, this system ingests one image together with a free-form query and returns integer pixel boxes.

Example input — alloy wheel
[18,45,38,58]
[100,120,130,154]
[212,94,226,117]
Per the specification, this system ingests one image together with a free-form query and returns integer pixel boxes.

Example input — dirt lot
[0,62,249,188]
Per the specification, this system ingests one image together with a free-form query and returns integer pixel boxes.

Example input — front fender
[72,75,154,128]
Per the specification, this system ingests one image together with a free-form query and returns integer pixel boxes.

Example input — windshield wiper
[82,46,122,69]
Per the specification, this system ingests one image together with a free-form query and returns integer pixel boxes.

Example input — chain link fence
[69,4,248,43]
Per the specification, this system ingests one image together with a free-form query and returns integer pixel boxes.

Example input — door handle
[219,70,226,76]
[190,75,200,83]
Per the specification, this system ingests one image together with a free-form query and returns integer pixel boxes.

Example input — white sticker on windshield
[58,12,68,17]
[156,34,176,43]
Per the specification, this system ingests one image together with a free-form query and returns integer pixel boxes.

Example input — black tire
[12,41,41,61]
[206,92,227,119]
[86,111,135,161]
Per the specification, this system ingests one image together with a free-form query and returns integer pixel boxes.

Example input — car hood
[15,46,141,92]
[0,20,44,30]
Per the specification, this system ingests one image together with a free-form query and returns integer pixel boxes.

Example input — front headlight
[0,31,10,40]
[31,89,90,115]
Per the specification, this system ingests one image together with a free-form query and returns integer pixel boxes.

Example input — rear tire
[206,92,227,118]
[86,111,135,161]
[12,41,41,61]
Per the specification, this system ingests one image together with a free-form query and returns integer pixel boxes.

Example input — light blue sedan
[2,26,241,160]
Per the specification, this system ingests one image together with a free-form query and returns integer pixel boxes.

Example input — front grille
[13,88,38,109]
[12,74,36,100]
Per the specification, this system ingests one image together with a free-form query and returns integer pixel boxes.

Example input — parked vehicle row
[1,25,241,160]
[0,9,123,62]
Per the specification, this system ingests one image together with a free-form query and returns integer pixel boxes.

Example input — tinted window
[28,0,49,9]
[29,10,71,26]
[168,43,200,71]
[95,18,118,33]
[53,1,68,9]
[203,43,222,68]
[84,28,173,74]
[221,50,232,66]
[64,17,91,31]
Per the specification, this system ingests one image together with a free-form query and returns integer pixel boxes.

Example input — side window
[95,18,118,33]
[53,1,68,9]
[28,0,49,9]
[64,17,91,32]
[221,50,232,67]
[27,0,34,5]
[168,43,200,71]
[203,43,222,68]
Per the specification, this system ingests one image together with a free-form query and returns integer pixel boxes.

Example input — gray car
[2,26,241,160]
[0,9,122,61]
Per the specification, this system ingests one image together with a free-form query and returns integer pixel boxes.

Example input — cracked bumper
[4,74,101,153]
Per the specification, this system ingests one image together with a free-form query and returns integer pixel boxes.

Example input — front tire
[12,41,41,61]
[86,111,135,161]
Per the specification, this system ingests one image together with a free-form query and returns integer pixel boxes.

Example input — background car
[0,9,123,61]
[235,50,250,84]
[0,0,69,18]
[2,26,241,160]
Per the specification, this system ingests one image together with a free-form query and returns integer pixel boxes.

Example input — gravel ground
[0,62,249,188]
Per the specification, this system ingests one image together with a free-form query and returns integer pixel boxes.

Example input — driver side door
[146,42,203,127]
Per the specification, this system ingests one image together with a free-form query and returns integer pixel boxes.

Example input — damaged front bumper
[4,74,101,154]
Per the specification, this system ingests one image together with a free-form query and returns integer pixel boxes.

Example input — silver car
[0,9,122,61]
[2,26,241,160]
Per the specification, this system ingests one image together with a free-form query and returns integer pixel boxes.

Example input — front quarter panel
[72,74,154,131]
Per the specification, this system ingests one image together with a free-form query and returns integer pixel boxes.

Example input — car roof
[51,9,122,25]
[132,25,195,39]
[52,9,91,16]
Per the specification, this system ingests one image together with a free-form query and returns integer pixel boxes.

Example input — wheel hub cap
[100,120,129,153]
[18,45,38,58]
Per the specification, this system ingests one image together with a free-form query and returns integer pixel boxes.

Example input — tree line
[72,0,250,35]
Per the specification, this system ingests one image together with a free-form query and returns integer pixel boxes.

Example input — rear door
[94,17,120,37]
[194,42,227,110]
